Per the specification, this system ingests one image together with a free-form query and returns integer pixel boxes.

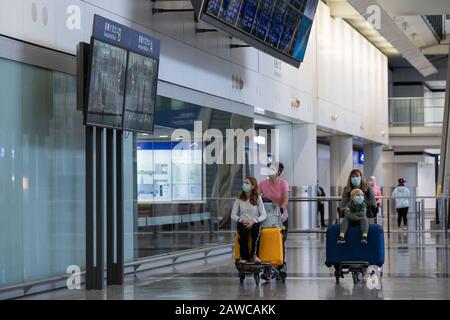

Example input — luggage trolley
[234,201,287,285]
[325,224,385,284]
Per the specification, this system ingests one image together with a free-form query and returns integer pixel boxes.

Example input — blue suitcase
[325,224,385,283]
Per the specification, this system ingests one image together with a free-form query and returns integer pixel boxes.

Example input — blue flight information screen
[203,0,318,67]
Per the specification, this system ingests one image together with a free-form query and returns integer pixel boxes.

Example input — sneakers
[239,259,248,264]
[403,226,408,231]
[337,236,368,244]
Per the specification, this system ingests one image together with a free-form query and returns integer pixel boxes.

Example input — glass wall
[0,58,84,287]
[0,54,255,287]
[134,96,254,258]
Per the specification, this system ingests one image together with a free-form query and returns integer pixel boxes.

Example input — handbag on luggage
[325,224,385,267]
[234,227,284,267]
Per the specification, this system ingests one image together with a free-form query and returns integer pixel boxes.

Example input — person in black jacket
[316,182,327,228]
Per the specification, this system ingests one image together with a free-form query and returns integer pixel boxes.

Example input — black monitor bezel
[199,0,318,68]
[84,35,160,134]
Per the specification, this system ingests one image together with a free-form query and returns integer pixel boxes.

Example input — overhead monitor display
[122,52,159,133]
[84,15,161,133]
[85,39,127,129]
[200,0,319,67]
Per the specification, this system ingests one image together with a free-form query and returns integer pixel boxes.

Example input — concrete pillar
[364,143,384,187]
[330,135,353,223]
[275,123,317,229]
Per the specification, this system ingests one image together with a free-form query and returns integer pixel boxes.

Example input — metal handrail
[287,195,449,239]
[289,196,450,200]
[389,97,426,100]
[126,244,232,269]
[185,196,450,201]
[0,244,233,298]
[0,274,80,296]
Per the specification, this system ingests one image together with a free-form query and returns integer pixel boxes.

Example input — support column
[85,126,94,290]
[95,128,104,290]
[276,123,317,229]
[364,143,384,187]
[330,135,353,223]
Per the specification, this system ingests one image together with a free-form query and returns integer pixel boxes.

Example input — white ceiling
[425,80,447,90]
[327,0,440,77]
[377,0,450,16]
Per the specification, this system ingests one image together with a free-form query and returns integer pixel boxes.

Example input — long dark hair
[239,177,259,206]
[344,169,369,193]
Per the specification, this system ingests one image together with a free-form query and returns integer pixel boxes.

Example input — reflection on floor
[22,227,450,300]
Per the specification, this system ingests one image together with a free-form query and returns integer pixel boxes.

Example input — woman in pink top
[258,162,289,221]
[258,162,289,275]
[369,176,382,207]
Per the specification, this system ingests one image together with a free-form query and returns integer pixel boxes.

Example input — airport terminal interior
[1,0,450,301]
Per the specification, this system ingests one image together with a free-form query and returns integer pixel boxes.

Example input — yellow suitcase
[234,227,284,267]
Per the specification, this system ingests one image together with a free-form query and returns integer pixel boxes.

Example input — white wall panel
[158,34,192,89]
[259,52,289,86]
[55,0,85,53]
[0,0,24,40]
[417,162,436,208]
[192,50,232,100]
[230,46,259,72]
[24,0,56,47]
[316,1,388,144]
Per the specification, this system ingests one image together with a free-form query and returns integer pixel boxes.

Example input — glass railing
[389,97,444,128]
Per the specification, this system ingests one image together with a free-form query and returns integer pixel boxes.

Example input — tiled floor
[21,225,450,300]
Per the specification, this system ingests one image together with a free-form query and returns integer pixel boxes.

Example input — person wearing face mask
[231,177,267,264]
[369,176,382,223]
[369,176,382,206]
[339,169,377,219]
[258,162,289,234]
[258,162,289,277]
[337,188,369,245]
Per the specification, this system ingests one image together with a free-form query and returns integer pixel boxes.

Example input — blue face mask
[242,183,252,193]
[351,176,361,187]
[354,195,365,205]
